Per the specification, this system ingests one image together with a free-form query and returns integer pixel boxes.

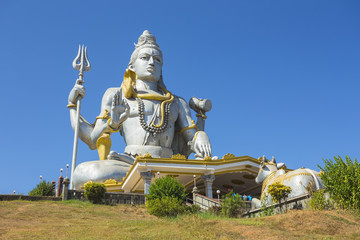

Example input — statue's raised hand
[109,90,130,129]
[193,131,212,159]
[68,79,85,104]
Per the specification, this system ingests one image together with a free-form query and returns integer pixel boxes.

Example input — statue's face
[130,47,162,82]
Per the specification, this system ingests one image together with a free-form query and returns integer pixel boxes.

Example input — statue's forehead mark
[138,48,161,57]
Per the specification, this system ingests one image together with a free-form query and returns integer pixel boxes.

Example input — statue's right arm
[68,83,122,150]
[68,82,97,150]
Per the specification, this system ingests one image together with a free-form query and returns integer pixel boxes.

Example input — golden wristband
[196,113,207,119]
[67,103,77,108]
[107,118,122,133]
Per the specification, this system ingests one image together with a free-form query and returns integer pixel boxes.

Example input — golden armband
[93,109,111,125]
[179,120,199,135]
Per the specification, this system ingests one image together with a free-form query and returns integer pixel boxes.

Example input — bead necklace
[136,97,172,135]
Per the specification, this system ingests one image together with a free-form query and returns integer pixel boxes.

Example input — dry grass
[0,200,359,239]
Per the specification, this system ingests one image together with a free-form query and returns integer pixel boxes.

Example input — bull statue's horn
[271,156,276,164]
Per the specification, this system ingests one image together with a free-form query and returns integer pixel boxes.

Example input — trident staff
[70,45,91,189]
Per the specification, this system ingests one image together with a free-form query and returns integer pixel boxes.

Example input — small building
[102,153,261,198]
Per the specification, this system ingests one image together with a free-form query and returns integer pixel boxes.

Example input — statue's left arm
[176,97,212,158]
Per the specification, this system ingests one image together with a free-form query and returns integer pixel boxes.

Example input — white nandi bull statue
[252,156,323,208]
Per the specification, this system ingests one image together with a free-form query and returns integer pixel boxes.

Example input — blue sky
[0,1,359,194]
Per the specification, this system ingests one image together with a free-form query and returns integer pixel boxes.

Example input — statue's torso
[122,97,179,147]
[101,87,182,158]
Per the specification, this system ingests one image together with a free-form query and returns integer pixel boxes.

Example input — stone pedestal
[140,171,155,195]
[202,174,215,198]
[57,176,64,197]
[62,177,70,201]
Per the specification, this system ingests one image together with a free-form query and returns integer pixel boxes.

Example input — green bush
[318,155,360,210]
[147,196,186,217]
[308,189,334,210]
[147,176,187,202]
[28,180,54,196]
[221,191,246,218]
[84,182,106,204]
[259,198,275,217]
[267,182,292,203]
[207,205,222,216]
[146,176,188,217]
[186,203,202,214]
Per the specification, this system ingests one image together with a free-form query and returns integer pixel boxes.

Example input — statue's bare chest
[126,98,178,121]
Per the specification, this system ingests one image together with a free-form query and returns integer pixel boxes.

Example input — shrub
[207,205,222,216]
[147,196,186,217]
[186,204,202,214]
[28,180,54,196]
[84,182,106,204]
[267,183,292,203]
[221,191,246,218]
[318,155,360,210]
[308,189,334,210]
[147,176,187,202]
[146,176,188,217]
[259,198,275,217]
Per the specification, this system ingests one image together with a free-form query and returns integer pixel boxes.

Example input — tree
[146,176,188,217]
[147,176,187,202]
[221,190,246,218]
[318,155,360,210]
[28,180,54,196]
[267,182,292,204]
[84,181,106,204]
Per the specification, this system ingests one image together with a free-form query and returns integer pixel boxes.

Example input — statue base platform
[72,160,131,190]
[71,154,263,197]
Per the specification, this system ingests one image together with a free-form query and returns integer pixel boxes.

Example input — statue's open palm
[110,91,130,128]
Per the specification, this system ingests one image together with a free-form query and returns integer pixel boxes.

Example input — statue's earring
[128,65,134,72]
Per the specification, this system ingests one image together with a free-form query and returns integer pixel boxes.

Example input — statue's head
[122,30,167,98]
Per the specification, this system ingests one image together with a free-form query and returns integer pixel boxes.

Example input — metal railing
[188,193,221,210]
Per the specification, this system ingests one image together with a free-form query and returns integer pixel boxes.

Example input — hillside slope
[0,200,359,239]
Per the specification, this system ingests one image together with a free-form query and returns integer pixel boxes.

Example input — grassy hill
[1,200,360,239]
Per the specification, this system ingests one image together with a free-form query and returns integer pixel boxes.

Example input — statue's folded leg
[72,158,132,190]
[108,151,135,165]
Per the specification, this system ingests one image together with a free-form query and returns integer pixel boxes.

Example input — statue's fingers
[77,86,85,97]
[112,96,116,107]
[200,145,207,157]
[78,90,84,98]
[206,145,212,157]
[115,93,120,105]
[204,145,210,157]
[194,144,202,157]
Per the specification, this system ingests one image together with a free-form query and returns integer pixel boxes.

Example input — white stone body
[252,156,323,208]
[68,31,212,189]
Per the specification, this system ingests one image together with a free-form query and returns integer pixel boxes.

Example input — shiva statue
[67,30,213,189]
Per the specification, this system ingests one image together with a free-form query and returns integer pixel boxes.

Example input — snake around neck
[135,87,174,135]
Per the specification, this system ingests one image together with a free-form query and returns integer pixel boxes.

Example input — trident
[70,45,91,189]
